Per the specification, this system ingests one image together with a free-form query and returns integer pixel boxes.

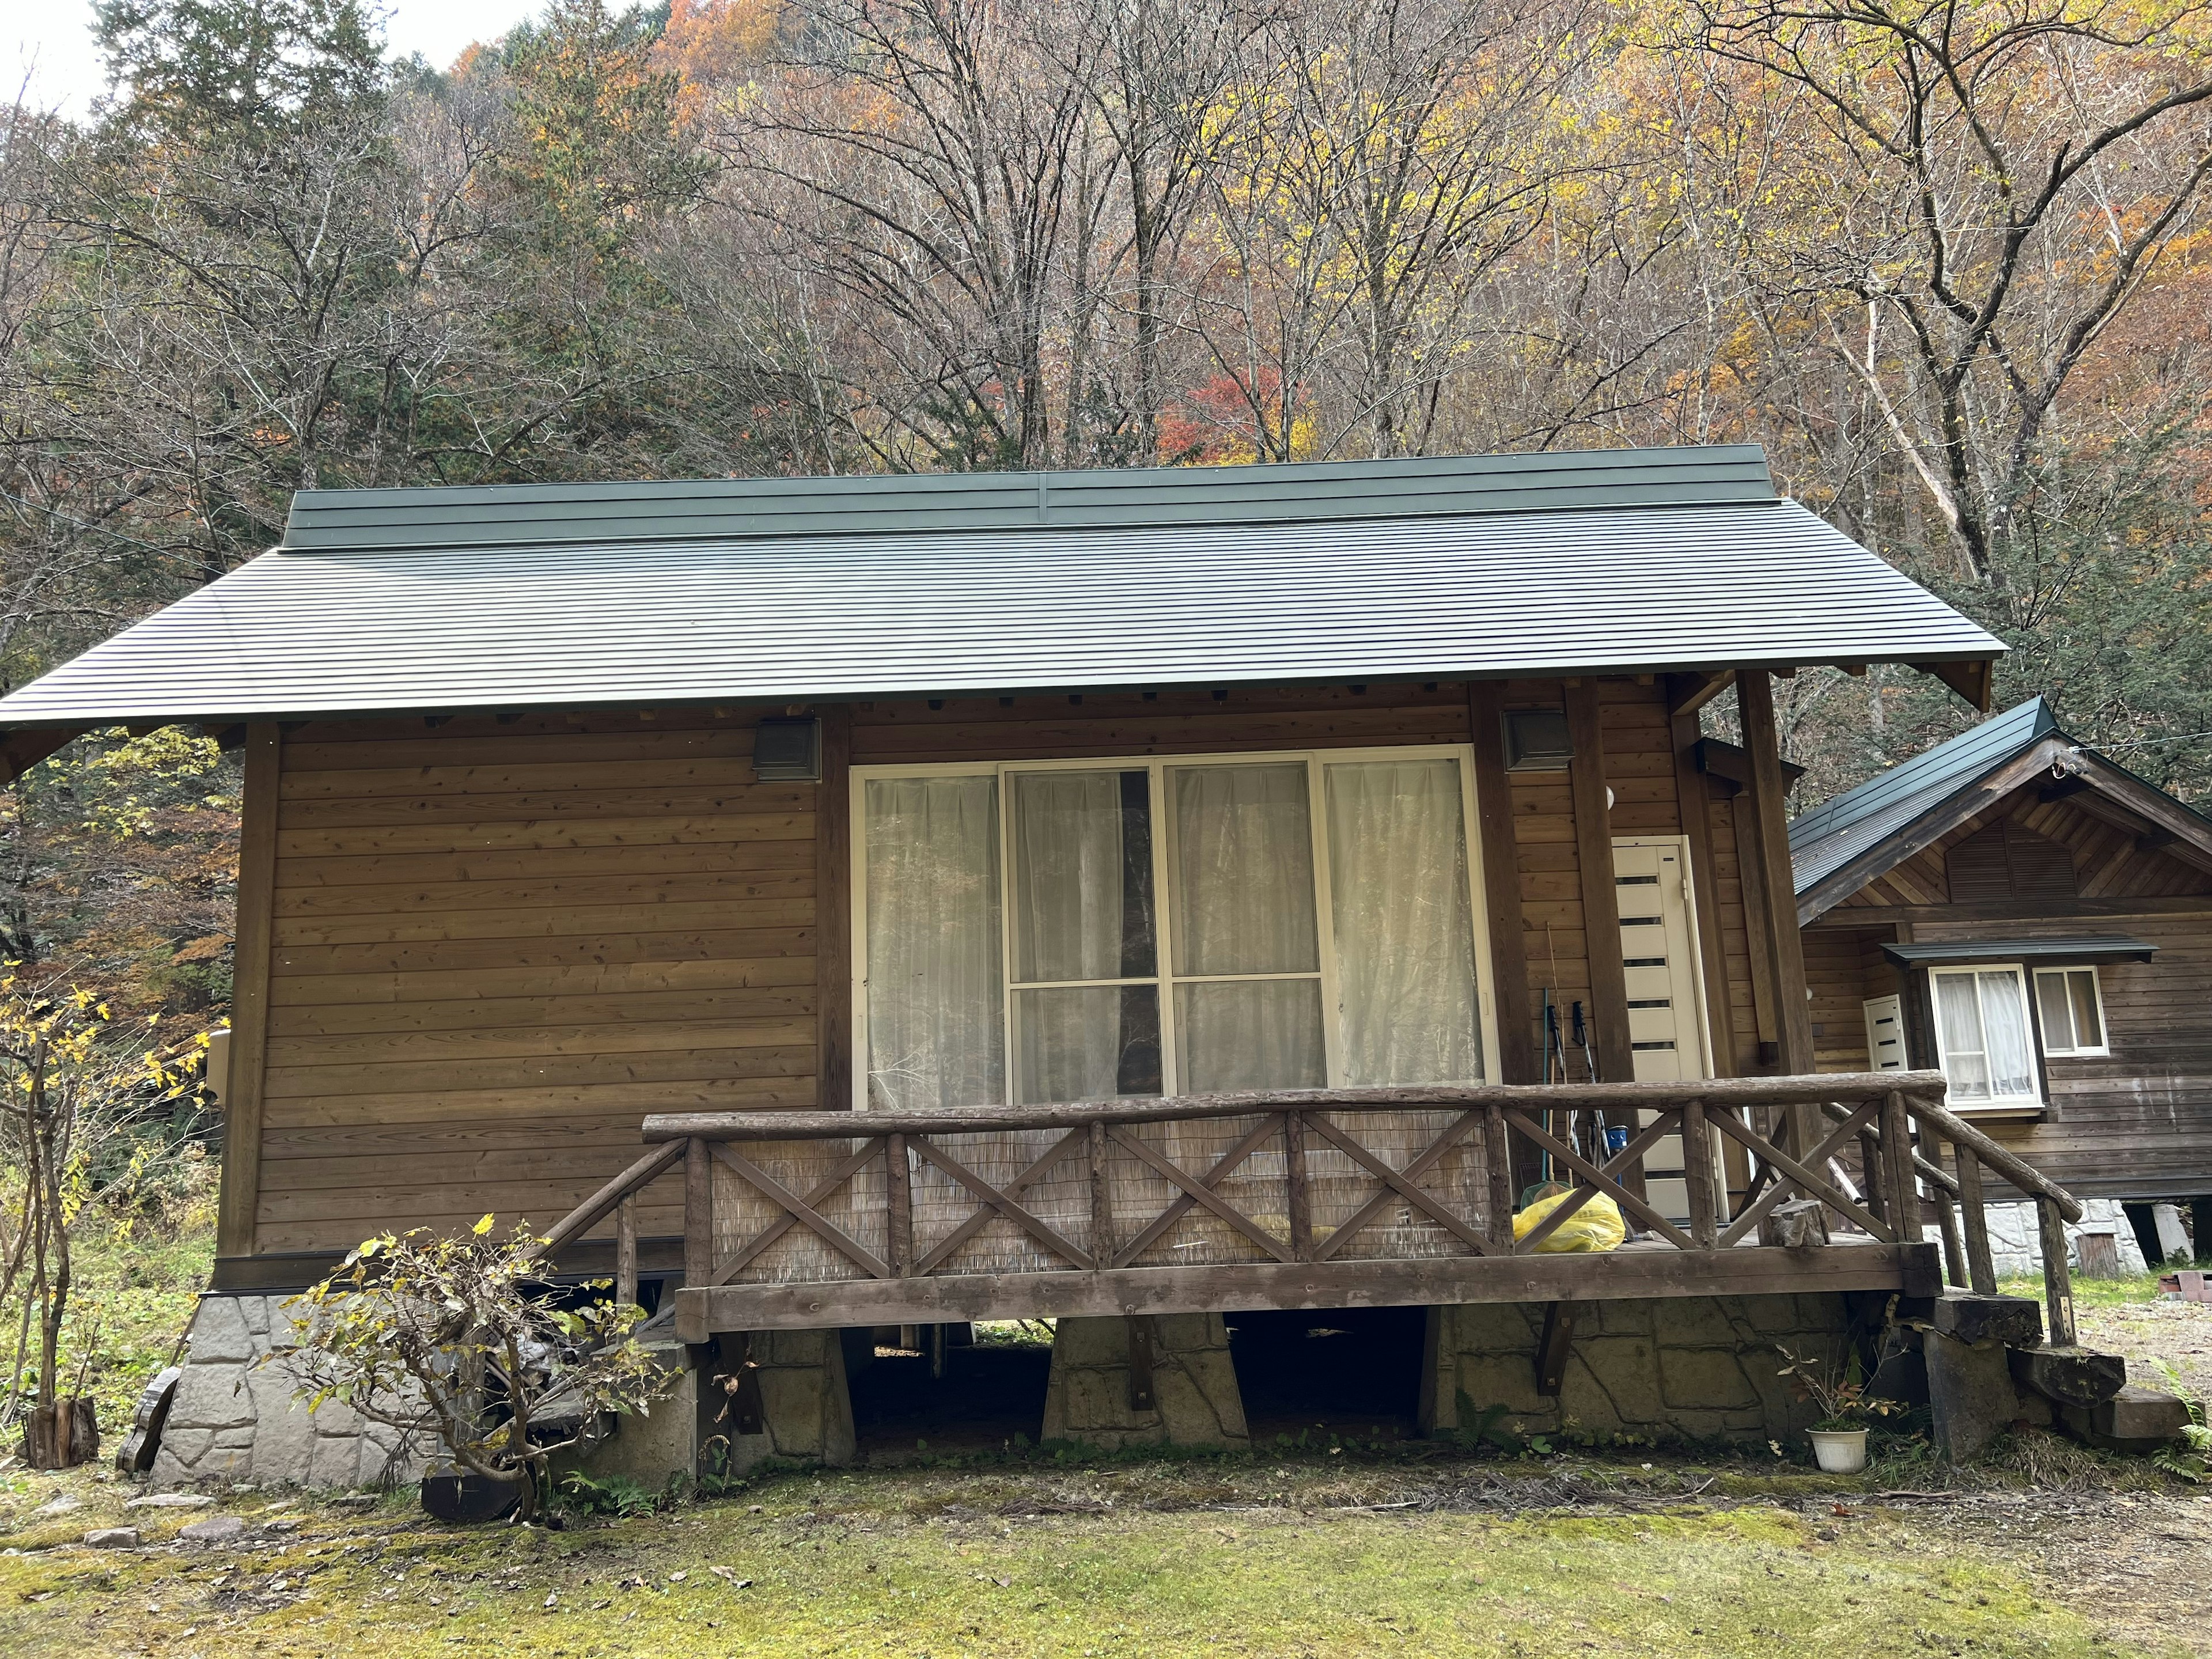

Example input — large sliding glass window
[858,749,1491,1109]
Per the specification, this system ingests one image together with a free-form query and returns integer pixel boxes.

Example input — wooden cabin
[2,445,2085,1480]
[1792,697,2212,1266]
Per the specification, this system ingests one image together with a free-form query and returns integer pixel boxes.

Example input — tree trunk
[23,1397,98,1469]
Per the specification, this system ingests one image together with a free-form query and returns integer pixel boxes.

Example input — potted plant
[1776,1346,1898,1474]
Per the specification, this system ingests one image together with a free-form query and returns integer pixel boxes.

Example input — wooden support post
[1484,1104,1516,1248]
[1737,672,1816,1146]
[1565,680,1634,1085]
[1681,1099,1717,1249]
[1535,1302,1577,1397]
[1955,1144,1997,1295]
[1284,1111,1312,1262]
[615,1194,638,1313]
[887,1132,914,1277]
[1667,686,1737,1077]
[815,706,854,1112]
[1087,1120,1115,1266]
[2038,1196,2077,1347]
[1126,1315,1156,1412]
[217,724,282,1262]
[685,1137,713,1287]
[1881,1092,1917,1248]
[1468,682,1535,1082]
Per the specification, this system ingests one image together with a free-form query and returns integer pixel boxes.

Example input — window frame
[1926,963,2044,1111]
[850,744,1505,1109]
[2032,965,2111,1058]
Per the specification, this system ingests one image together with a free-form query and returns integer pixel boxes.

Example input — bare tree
[1694,0,2212,580]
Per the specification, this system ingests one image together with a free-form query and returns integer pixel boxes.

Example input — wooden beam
[675,1243,1941,1336]
[217,724,282,1260]
[1915,658,1994,712]
[1564,680,1634,1083]
[1667,685,1736,1077]
[1535,1302,1577,1396]
[815,704,854,1110]
[1668,670,1736,721]
[1804,893,2212,926]
[1736,673,1815,1090]
[1467,682,1535,1082]
[0,725,89,783]
[1729,793,1781,1061]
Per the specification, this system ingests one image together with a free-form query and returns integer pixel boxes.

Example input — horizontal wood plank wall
[1808,785,2212,1197]
[257,708,815,1253]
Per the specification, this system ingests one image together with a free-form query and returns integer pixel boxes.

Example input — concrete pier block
[1041,1315,1249,1450]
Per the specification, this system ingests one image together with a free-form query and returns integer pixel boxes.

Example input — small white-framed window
[2033,966,2109,1057]
[1929,965,2040,1108]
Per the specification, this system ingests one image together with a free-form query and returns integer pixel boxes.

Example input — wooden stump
[2075,1230,2123,1280]
[23,1397,99,1469]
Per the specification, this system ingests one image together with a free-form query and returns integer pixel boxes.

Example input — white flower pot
[1809,1428,1869,1474]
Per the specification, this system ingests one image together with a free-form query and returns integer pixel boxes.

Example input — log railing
[535,1069,2082,1338]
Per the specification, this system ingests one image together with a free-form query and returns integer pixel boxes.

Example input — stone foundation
[1419,1295,1854,1444]
[151,1294,430,1490]
[1930,1199,2147,1278]
[1042,1315,1249,1449]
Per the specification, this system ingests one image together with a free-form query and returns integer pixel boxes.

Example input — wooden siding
[1808,789,2212,1198]
[235,679,1773,1257]
[257,708,815,1253]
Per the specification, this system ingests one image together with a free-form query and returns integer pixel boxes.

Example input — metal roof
[1789,698,2056,895]
[0,446,2005,728]
[1880,936,2157,967]
[283,444,1781,552]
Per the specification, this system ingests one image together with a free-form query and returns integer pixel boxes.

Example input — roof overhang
[0,488,2005,757]
[1881,935,2158,968]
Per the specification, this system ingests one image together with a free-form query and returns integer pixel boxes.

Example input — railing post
[1680,1099,1717,1250]
[1483,1103,1515,1249]
[1284,1111,1312,1262]
[615,1192,638,1313]
[886,1132,914,1277]
[1954,1143,1997,1294]
[2037,1195,2077,1346]
[1881,1091,1917,1246]
[1857,1126,1886,1225]
[684,1135,713,1287]
[1931,1178,1968,1288]
[1088,1120,1116,1267]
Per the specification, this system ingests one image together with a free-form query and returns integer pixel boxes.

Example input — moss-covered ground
[3,1445,2207,1659]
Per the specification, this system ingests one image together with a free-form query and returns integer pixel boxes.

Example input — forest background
[0,0,2209,1031]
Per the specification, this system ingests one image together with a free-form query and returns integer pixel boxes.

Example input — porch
[540,1069,2084,1344]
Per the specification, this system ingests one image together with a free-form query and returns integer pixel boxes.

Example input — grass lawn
[3,1453,2203,1659]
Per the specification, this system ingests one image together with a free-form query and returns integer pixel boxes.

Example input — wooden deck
[540,1071,2082,1339]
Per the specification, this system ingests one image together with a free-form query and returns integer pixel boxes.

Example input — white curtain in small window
[863,776,1003,1112]
[1325,757,1482,1085]
[1976,969,2035,1099]
[1934,972,1991,1099]
[1934,968,2035,1103]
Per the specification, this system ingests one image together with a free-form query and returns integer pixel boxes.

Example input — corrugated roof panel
[283,444,1779,551]
[0,496,2003,726]
[1789,698,2055,861]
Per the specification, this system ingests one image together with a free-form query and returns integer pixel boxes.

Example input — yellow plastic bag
[1512,1188,1626,1253]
